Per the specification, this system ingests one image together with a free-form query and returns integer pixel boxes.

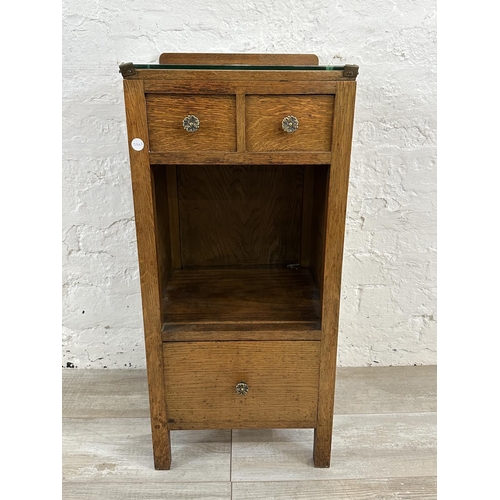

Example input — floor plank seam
[229,475,438,484]
[62,476,437,484]
[332,410,437,418]
[61,476,437,485]
[230,429,233,483]
[62,478,234,485]
[62,410,437,420]
[62,410,437,418]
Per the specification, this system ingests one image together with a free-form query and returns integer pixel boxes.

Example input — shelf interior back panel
[177,165,304,267]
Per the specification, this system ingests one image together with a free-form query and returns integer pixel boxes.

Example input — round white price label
[131,138,145,151]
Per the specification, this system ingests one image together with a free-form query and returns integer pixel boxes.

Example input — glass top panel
[133,64,345,71]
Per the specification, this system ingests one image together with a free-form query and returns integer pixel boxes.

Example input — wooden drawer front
[163,341,320,429]
[146,95,237,152]
[246,95,334,152]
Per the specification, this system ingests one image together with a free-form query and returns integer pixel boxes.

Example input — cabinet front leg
[151,420,171,470]
[313,423,333,468]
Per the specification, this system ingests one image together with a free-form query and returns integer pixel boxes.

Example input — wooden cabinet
[120,53,358,470]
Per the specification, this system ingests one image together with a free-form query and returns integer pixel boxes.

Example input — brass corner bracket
[119,62,137,78]
[343,65,359,79]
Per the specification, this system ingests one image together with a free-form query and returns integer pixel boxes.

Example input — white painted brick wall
[62,0,436,368]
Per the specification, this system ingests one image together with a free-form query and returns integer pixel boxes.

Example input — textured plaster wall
[62,0,436,368]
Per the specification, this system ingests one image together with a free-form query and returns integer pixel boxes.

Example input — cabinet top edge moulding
[119,57,359,80]
[119,53,358,471]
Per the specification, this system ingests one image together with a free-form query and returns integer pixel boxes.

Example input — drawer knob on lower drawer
[282,115,299,133]
[235,382,249,395]
[183,115,200,132]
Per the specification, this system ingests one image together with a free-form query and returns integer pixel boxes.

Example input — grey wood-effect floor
[62,366,437,499]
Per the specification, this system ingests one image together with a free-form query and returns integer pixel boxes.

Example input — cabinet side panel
[166,166,182,269]
[300,166,314,268]
[123,79,171,470]
[152,166,172,289]
[178,165,304,267]
[314,81,356,468]
[310,165,328,297]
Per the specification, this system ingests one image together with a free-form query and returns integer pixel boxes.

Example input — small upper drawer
[146,95,237,152]
[246,95,334,152]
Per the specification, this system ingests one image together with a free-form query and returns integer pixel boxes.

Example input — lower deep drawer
[163,341,320,429]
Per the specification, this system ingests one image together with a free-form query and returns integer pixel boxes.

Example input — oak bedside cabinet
[119,53,358,469]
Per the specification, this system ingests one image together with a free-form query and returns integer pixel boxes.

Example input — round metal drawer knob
[282,115,299,133]
[235,382,249,396]
[183,115,200,132]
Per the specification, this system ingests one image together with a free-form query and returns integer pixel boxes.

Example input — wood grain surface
[151,166,171,295]
[177,165,304,267]
[300,166,314,267]
[165,165,181,270]
[162,323,321,342]
[246,95,334,152]
[123,79,171,469]
[314,81,357,468]
[131,69,351,81]
[149,151,332,165]
[236,93,246,152]
[162,267,320,326]
[163,341,320,429]
[146,94,236,152]
[310,165,328,294]
[159,53,319,66]
[143,80,338,95]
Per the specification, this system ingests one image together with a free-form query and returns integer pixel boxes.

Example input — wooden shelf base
[162,267,321,341]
